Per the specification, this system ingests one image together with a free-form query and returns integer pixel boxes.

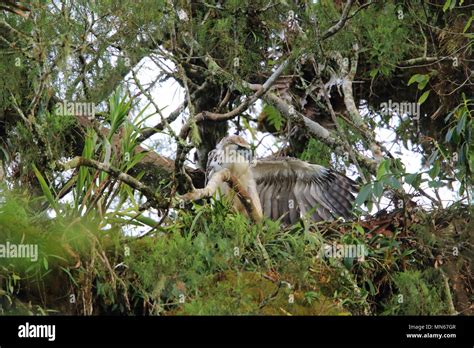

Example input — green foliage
[262,104,284,132]
[9,110,76,175]
[356,158,409,209]
[316,2,415,78]
[1,188,467,316]
[356,3,414,77]
[108,90,133,140]
[443,95,473,196]
[300,138,332,168]
[193,1,283,79]
[442,0,460,12]
[382,269,449,315]
[408,74,432,104]
[0,187,131,314]
[32,164,60,216]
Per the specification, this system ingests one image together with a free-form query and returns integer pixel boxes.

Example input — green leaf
[242,118,256,139]
[427,150,439,165]
[366,279,377,296]
[428,180,444,188]
[373,181,384,198]
[429,161,441,179]
[391,158,405,175]
[463,15,473,33]
[263,104,284,131]
[386,176,403,190]
[456,112,467,135]
[125,152,148,172]
[189,209,205,235]
[108,89,132,139]
[376,160,389,180]
[405,173,421,189]
[401,249,416,258]
[407,74,421,86]
[43,257,49,271]
[418,80,428,90]
[353,224,365,235]
[355,184,373,206]
[445,127,454,143]
[32,164,60,215]
[469,155,474,172]
[418,90,430,105]
[443,0,452,12]
[408,74,429,88]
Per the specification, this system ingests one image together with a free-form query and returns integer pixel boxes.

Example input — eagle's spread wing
[251,157,358,224]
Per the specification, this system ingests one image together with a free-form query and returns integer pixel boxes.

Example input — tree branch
[398,56,440,67]
[256,89,379,173]
[0,1,30,18]
[336,45,383,163]
[179,59,289,139]
[322,0,355,40]
[137,81,209,143]
[57,156,169,209]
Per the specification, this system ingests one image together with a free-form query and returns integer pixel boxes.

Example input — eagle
[204,135,358,224]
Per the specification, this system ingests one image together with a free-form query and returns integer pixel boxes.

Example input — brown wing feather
[252,157,358,223]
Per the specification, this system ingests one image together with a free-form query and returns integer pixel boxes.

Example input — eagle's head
[216,135,253,175]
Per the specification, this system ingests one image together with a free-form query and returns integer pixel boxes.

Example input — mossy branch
[57,156,169,209]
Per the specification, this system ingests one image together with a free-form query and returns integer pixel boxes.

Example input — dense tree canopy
[0,1,472,316]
